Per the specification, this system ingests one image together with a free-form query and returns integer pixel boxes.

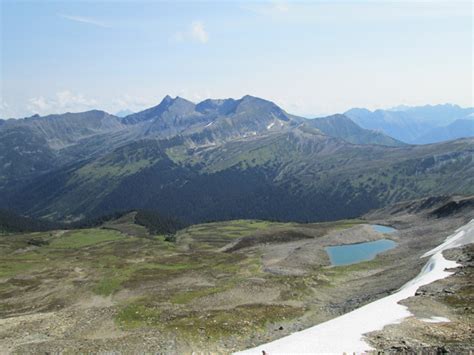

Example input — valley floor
[0,197,473,353]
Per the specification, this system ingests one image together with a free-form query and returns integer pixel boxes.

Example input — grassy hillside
[305,114,404,146]
[7,128,472,224]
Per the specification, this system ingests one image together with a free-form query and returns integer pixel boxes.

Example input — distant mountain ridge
[9,110,125,149]
[2,95,401,150]
[345,104,474,144]
[115,109,134,117]
[416,119,474,144]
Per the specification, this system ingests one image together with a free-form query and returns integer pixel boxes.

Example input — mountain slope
[305,114,404,146]
[5,125,473,223]
[0,110,139,192]
[3,110,125,149]
[0,126,57,191]
[416,119,474,144]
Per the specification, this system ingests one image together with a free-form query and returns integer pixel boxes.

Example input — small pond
[371,224,397,234]
[325,224,398,266]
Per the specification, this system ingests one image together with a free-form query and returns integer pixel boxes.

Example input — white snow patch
[242,131,258,138]
[236,219,474,355]
[267,121,275,130]
[420,316,450,323]
[204,121,214,128]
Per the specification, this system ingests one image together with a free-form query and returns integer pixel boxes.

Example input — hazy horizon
[2,93,473,120]
[1,1,473,118]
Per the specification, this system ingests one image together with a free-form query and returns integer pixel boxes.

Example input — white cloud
[172,21,209,44]
[58,14,110,28]
[28,97,50,112]
[0,99,9,110]
[190,21,209,43]
[0,99,10,118]
[27,90,97,115]
[56,90,96,108]
[111,94,158,112]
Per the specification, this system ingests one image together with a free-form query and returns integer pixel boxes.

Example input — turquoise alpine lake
[371,224,397,234]
[325,238,397,266]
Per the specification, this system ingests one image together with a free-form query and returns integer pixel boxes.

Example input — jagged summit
[195,98,238,115]
[122,95,196,124]
[1,94,406,151]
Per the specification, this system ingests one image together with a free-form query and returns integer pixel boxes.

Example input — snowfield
[236,219,474,355]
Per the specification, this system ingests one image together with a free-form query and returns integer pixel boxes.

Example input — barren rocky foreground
[0,196,473,353]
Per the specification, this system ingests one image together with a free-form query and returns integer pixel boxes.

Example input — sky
[0,0,472,118]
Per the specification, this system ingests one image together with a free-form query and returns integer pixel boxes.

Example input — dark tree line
[0,208,184,235]
[134,210,185,235]
[0,209,62,233]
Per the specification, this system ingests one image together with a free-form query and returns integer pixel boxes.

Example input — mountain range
[1,95,473,223]
[345,104,474,144]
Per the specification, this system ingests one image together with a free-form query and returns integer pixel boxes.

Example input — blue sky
[1,0,472,118]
